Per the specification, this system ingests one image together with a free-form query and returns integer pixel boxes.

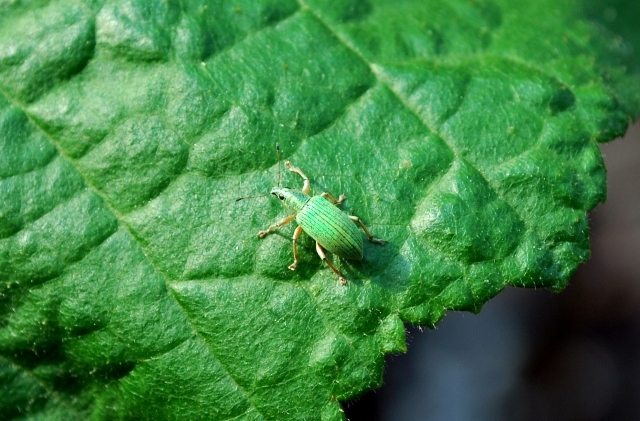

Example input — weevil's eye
[278,194,285,200]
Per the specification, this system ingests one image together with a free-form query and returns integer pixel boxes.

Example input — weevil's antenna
[235,194,268,203]
[236,143,281,203]
[276,143,282,187]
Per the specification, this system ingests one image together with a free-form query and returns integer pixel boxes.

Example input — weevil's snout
[270,187,308,212]
[270,188,286,201]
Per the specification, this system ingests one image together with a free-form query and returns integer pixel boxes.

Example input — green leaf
[0,0,638,419]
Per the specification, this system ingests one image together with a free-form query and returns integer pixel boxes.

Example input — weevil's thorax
[270,187,310,213]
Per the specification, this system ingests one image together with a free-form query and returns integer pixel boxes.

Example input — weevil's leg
[285,160,311,195]
[288,226,304,270]
[320,192,346,206]
[258,214,296,238]
[315,242,347,285]
[349,216,387,245]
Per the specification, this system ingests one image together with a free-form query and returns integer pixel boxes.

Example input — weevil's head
[270,187,309,213]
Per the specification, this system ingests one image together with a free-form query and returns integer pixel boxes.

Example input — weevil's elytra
[297,196,363,260]
[256,150,386,285]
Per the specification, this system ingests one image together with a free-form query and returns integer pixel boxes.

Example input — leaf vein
[0,90,269,421]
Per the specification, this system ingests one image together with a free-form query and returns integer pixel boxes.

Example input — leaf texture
[0,0,638,419]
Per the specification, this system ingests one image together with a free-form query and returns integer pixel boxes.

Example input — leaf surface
[0,0,638,419]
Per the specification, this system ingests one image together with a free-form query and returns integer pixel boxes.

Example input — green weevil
[255,149,386,285]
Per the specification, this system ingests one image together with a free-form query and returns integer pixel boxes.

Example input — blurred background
[345,121,640,421]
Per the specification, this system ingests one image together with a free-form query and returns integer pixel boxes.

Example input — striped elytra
[296,195,364,260]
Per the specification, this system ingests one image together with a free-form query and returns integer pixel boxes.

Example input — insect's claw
[339,277,348,285]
